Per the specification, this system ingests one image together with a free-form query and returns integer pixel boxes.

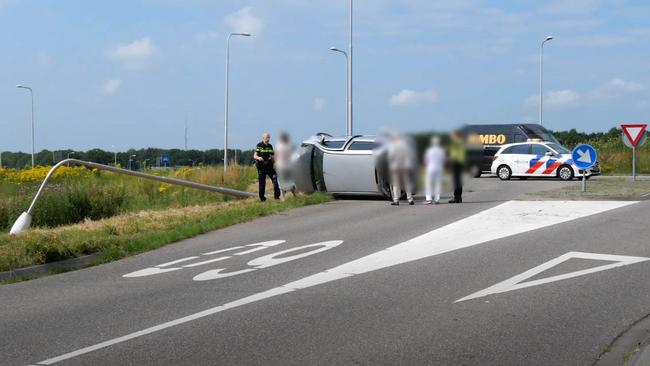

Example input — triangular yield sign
[455,252,650,302]
[621,124,648,147]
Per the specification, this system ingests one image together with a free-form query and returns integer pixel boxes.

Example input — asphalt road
[2,177,650,366]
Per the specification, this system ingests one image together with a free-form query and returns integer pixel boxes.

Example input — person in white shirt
[387,133,416,206]
[275,132,296,201]
[424,135,445,204]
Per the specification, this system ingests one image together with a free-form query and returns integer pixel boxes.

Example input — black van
[461,124,560,177]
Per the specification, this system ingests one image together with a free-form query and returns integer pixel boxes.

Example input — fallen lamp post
[10,158,256,235]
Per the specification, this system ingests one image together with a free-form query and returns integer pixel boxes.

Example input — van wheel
[557,165,574,181]
[470,165,482,178]
[497,165,512,180]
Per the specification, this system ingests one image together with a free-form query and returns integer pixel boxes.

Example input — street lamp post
[16,85,35,167]
[539,36,553,126]
[111,145,118,167]
[329,47,349,135]
[128,155,136,170]
[224,32,251,174]
[348,0,353,136]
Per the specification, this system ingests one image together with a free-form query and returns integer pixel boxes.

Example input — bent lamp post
[9,159,256,235]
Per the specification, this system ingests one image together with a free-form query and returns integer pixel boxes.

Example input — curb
[0,253,102,282]
[595,314,650,366]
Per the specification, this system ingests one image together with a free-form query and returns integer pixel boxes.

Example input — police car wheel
[557,165,574,181]
[497,165,512,180]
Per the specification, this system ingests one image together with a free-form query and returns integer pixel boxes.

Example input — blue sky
[1,0,649,152]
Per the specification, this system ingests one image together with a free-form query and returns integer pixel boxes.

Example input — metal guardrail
[9,159,256,235]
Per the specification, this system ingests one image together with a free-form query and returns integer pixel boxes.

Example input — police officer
[448,130,466,203]
[254,132,281,201]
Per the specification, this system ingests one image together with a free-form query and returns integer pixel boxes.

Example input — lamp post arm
[10,159,256,235]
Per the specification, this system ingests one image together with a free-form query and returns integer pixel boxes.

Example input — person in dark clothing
[448,130,466,203]
[254,132,281,201]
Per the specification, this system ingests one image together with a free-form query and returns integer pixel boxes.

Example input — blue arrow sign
[572,144,597,169]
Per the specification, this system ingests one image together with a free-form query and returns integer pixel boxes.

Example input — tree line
[0,148,256,169]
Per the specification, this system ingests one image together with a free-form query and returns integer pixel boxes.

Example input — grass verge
[0,193,332,273]
[524,177,650,201]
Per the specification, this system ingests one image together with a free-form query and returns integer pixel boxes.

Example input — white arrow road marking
[576,149,592,164]
[38,200,636,365]
[455,252,650,303]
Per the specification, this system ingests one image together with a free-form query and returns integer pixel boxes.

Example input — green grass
[0,165,257,231]
[524,177,650,200]
[0,193,332,273]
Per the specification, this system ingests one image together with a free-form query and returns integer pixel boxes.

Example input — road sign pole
[633,146,636,181]
[582,171,586,192]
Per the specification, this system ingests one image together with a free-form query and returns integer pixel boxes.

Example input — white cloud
[525,89,580,109]
[541,0,601,14]
[100,79,122,95]
[312,97,328,111]
[390,89,438,107]
[106,37,156,69]
[224,7,264,35]
[560,28,650,48]
[590,78,645,99]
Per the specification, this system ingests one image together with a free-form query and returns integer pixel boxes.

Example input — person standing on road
[254,132,280,202]
[448,130,466,203]
[275,132,296,201]
[388,132,416,206]
[424,135,445,204]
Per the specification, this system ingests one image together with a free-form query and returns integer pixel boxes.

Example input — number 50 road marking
[123,240,344,281]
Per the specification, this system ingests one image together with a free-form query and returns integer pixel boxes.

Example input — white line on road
[36,200,636,365]
[182,256,230,268]
[455,251,650,302]
[155,257,199,268]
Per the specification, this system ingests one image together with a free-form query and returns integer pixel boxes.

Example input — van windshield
[520,125,560,144]
[547,143,571,154]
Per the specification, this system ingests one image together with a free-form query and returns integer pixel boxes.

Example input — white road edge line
[36,200,637,365]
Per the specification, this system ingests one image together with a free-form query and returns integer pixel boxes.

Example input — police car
[490,141,601,181]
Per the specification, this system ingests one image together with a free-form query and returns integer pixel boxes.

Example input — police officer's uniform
[255,141,281,201]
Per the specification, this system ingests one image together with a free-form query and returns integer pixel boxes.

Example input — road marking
[155,257,199,268]
[123,267,182,278]
[193,241,343,281]
[123,240,287,278]
[182,256,230,268]
[202,240,285,256]
[37,200,636,364]
[202,247,244,256]
[455,252,650,302]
